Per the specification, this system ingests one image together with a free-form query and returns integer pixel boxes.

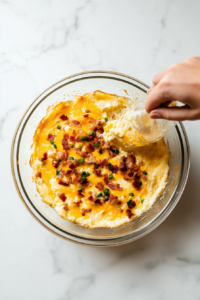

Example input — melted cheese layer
[30,91,169,228]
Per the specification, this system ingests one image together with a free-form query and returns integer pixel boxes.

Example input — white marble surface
[1,0,200,299]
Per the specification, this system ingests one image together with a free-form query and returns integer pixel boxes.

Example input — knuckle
[184,56,199,65]
[189,56,199,61]
[165,112,172,120]
[153,74,160,84]
[160,79,170,89]
[167,64,177,72]
[184,57,191,63]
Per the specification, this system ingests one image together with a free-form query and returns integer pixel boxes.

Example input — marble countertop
[1,0,200,299]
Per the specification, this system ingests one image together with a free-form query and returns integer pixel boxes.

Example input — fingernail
[150,112,161,119]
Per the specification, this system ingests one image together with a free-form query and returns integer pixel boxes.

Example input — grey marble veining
[1,0,200,299]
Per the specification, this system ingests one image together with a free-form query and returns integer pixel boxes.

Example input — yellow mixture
[30,91,169,228]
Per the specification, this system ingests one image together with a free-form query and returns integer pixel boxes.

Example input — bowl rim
[11,70,190,247]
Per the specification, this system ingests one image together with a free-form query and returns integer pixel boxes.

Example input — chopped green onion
[129,193,134,197]
[99,148,103,154]
[127,199,132,207]
[89,131,95,136]
[104,188,109,195]
[85,137,89,142]
[50,141,54,145]
[79,187,83,191]
[110,148,119,154]
[108,174,114,179]
[141,199,145,204]
[58,159,62,163]
[53,144,57,149]
[69,144,73,148]
[105,196,109,201]
[143,171,147,175]
[108,163,112,171]
[122,157,126,162]
[81,176,86,181]
[81,171,90,177]
[138,181,142,186]
[80,136,85,141]
[57,125,61,129]
[78,145,83,149]
[93,143,100,147]
[97,193,103,198]
[56,170,60,175]
[69,157,74,160]
[105,118,108,122]
[78,157,85,163]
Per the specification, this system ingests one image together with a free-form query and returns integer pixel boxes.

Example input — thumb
[149,106,198,121]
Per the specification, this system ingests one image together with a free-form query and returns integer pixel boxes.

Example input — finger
[153,71,165,85]
[145,83,173,113]
[149,106,199,121]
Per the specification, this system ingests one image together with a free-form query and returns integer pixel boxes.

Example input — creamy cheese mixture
[30,91,169,228]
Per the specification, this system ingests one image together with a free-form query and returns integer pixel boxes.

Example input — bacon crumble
[62,134,70,150]
[82,208,91,216]
[59,193,66,202]
[35,171,41,178]
[95,182,104,190]
[100,158,108,167]
[107,182,123,191]
[47,134,56,141]
[94,199,102,205]
[108,163,119,173]
[103,174,109,184]
[77,189,84,197]
[128,200,136,209]
[60,115,68,121]
[93,168,102,177]
[74,200,83,207]
[58,179,69,186]
[41,152,47,162]
[69,120,81,127]
[126,209,134,219]
[119,162,127,172]
[132,181,142,191]
[85,143,95,153]
[57,151,68,161]
[109,194,118,204]
[109,152,116,158]
[65,169,73,176]
[69,136,76,142]
[57,169,65,179]
[52,160,60,168]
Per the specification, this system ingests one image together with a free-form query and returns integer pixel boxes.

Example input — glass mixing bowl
[11,71,190,246]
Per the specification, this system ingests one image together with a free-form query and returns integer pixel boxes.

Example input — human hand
[145,56,200,121]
